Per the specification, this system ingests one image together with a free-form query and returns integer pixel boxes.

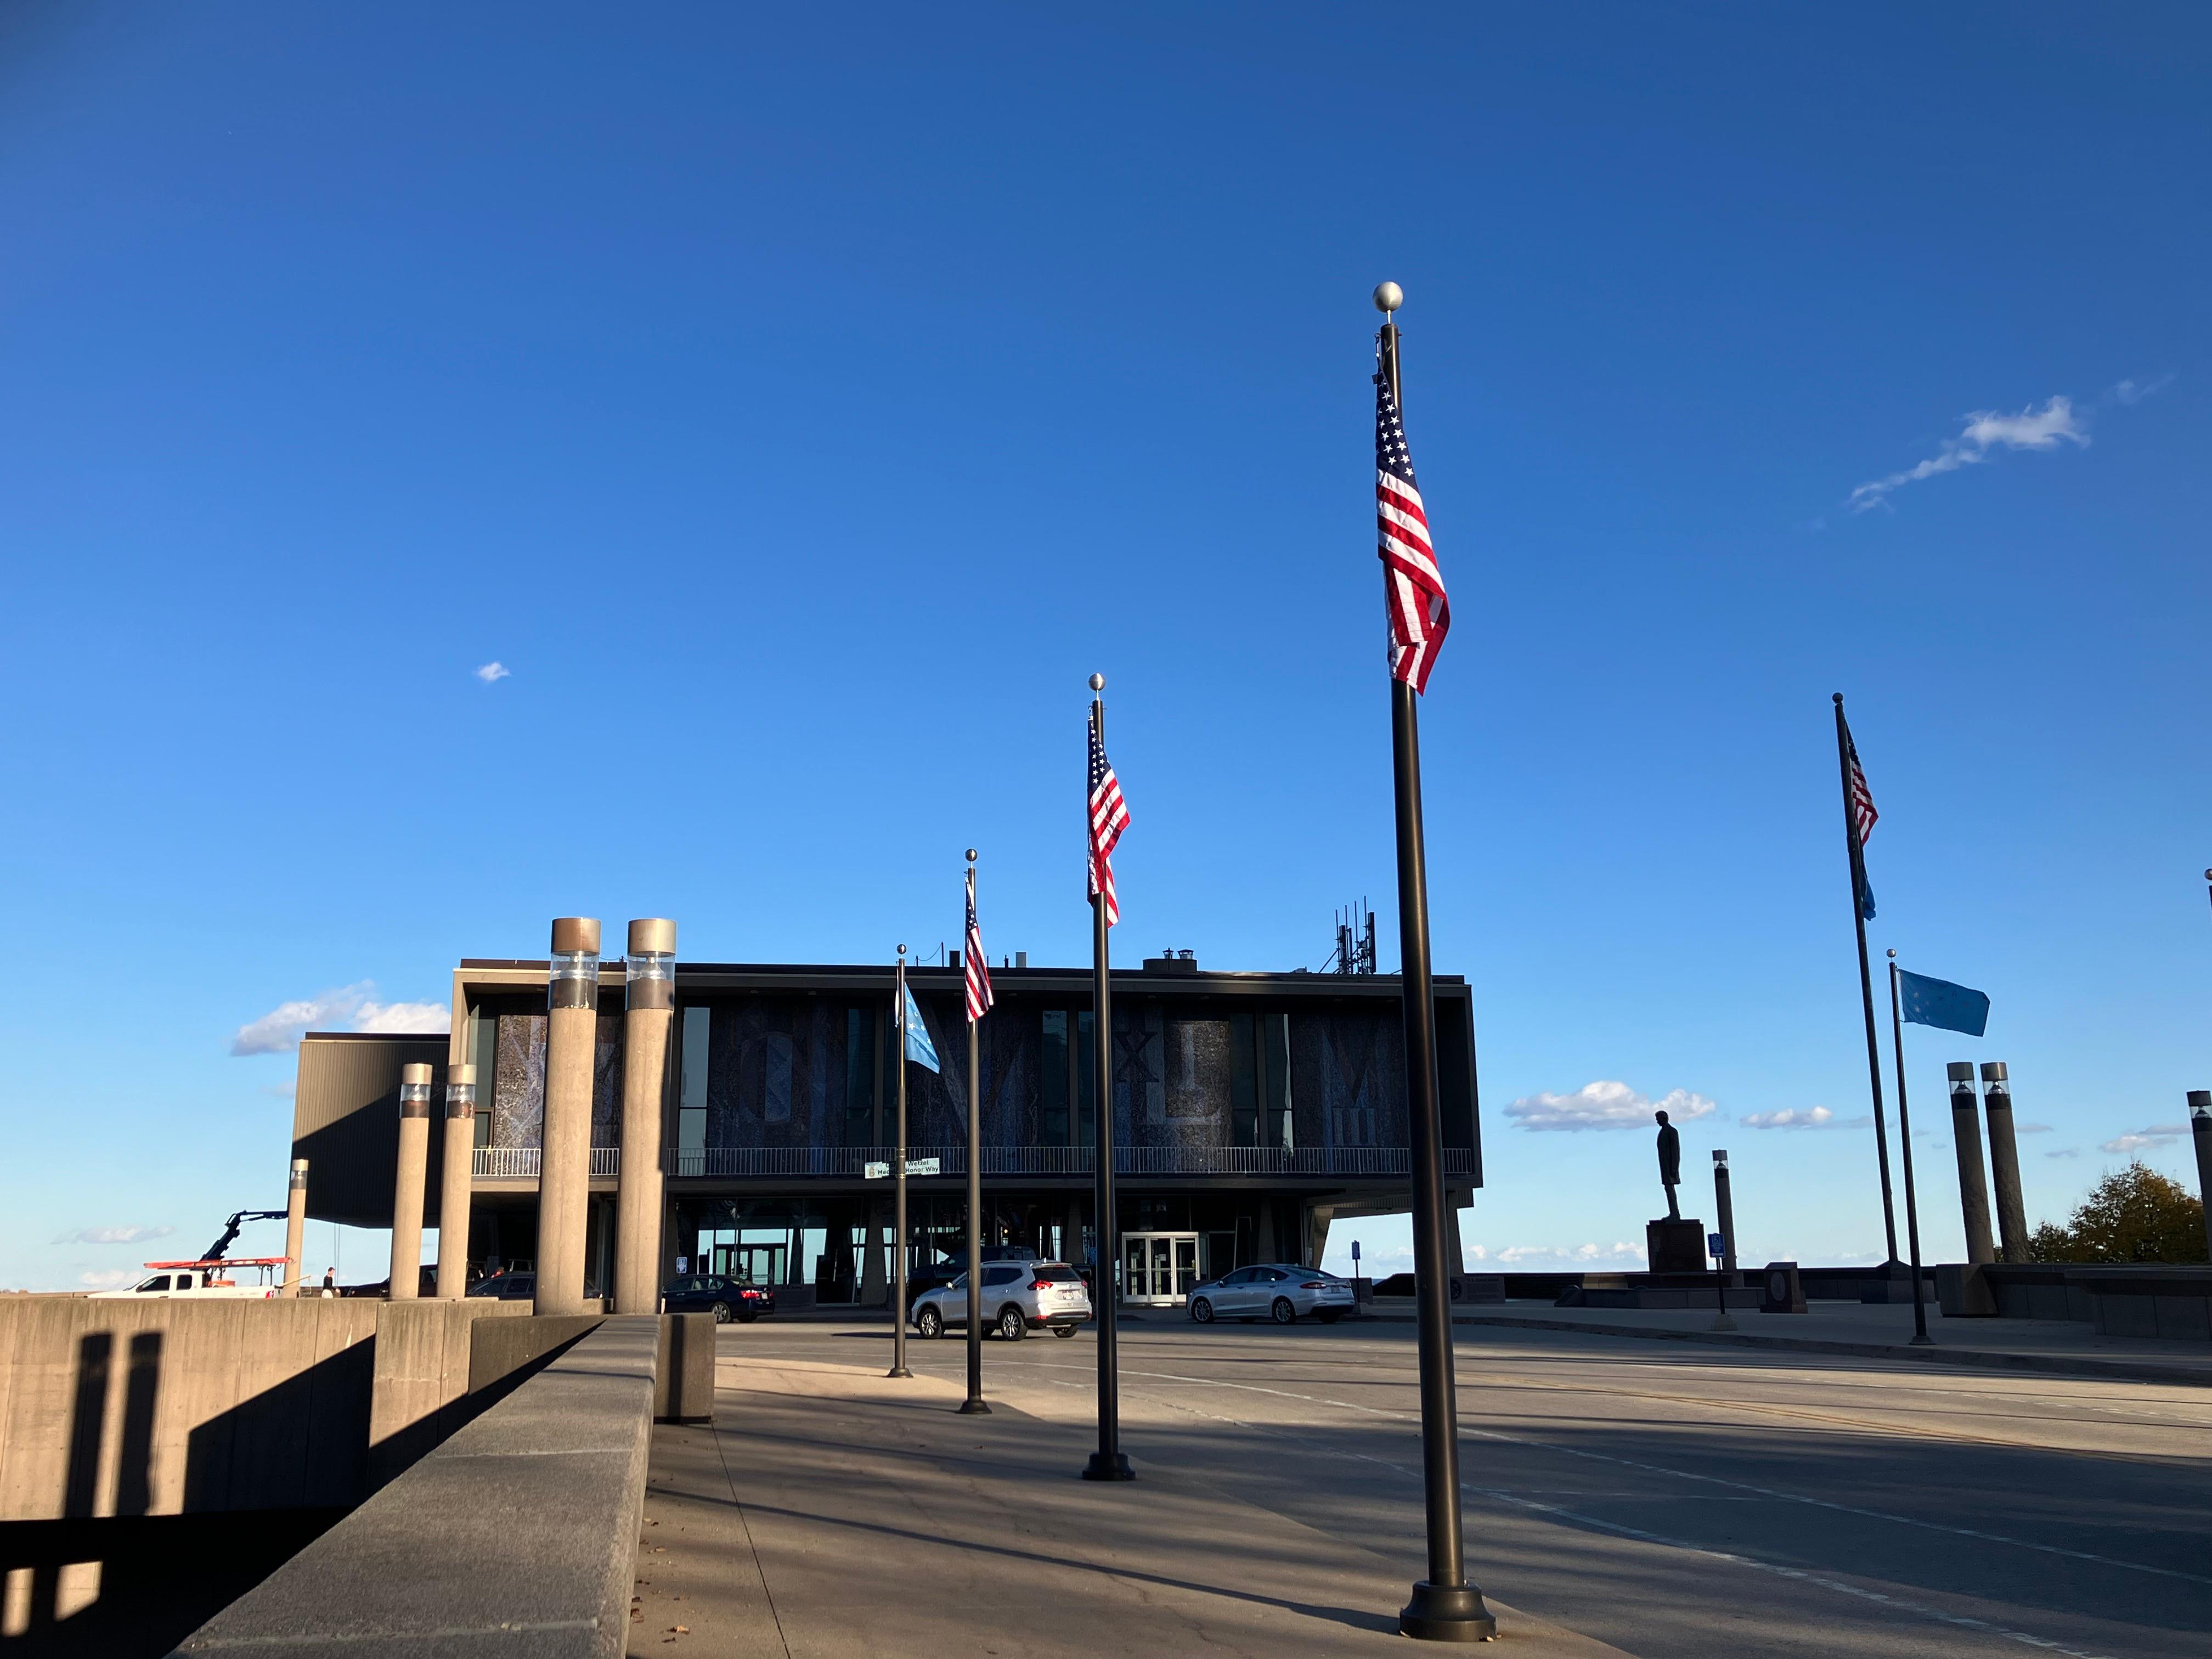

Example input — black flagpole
[1082,675,1132,1481]
[888,946,912,1379]
[1834,694,1902,1269]
[1377,290,1493,1644]
[1886,952,1934,1345]
[961,854,991,1414]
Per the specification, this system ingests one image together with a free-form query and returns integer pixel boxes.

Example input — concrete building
[291,950,1485,1309]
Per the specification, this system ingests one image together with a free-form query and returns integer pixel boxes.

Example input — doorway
[1120,1232,1199,1305]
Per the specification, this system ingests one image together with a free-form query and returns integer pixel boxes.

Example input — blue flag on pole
[901,984,940,1072]
[1898,970,1989,1037]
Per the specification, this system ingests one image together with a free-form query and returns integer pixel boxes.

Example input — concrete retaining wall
[1939,1262,2212,1339]
[0,1298,532,1521]
[174,1315,662,1659]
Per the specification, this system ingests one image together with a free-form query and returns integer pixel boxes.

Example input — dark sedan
[664,1274,775,1323]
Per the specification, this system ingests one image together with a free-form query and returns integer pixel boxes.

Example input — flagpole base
[886,1366,913,1379]
[1711,1314,1738,1332]
[1909,1335,1935,1347]
[1081,1452,1135,1482]
[1399,1581,1497,1643]
[958,1398,992,1415]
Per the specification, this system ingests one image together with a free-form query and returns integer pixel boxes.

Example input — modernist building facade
[293,948,1485,1308]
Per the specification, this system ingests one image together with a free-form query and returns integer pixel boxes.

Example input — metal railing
[663,1145,1475,1180]
[472,1148,619,1179]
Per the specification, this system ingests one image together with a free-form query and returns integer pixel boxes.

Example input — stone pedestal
[1646,1217,1707,1274]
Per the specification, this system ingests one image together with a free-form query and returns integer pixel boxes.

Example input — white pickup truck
[88,1258,289,1300]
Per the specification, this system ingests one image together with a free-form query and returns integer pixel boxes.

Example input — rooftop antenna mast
[1328,899,1378,974]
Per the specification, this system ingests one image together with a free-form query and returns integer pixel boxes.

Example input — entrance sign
[904,1157,940,1176]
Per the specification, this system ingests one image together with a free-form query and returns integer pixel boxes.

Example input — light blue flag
[1899,970,1989,1038]
[901,984,940,1072]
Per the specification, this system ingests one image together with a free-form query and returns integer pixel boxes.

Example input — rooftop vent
[1142,949,1199,975]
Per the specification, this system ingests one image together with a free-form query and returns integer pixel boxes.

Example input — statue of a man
[1655,1109,1681,1220]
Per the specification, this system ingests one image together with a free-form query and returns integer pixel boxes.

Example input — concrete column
[388,1063,435,1300]
[537,917,601,1317]
[615,919,676,1314]
[2189,1091,2212,1263]
[436,1064,478,1298]
[282,1159,308,1297]
[1944,1062,1996,1265]
[1980,1062,2030,1264]
[1711,1150,1738,1272]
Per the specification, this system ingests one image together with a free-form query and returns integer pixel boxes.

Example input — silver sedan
[1187,1265,1356,1325]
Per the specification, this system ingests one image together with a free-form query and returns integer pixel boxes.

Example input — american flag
[1087,714,1130,928]
[1376,365,1449,692]
[1843,719,1878,921]
[964,868,994,1023]
[1844,725,1878,846]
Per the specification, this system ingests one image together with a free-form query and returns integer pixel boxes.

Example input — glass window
[844,1009,875,1147]
[1040,1012,1069,1146]
[984,1267,1019,1287]
[1264,1013,1294,1149]
[1076,1011,1096,1146]
[764,1032,793,1124]
[1231,1011,1257,1145]
[139,1276,171,1292]
[679,1007,711,1163]
[1034,1265,1081,1283]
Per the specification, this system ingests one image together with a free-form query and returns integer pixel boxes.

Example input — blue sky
[4,5,2208,1290]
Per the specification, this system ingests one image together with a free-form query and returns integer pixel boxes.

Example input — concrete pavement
[633,1352,1629,1657]
[1361,1296,2212,1387]
[643,1316,2212,1658]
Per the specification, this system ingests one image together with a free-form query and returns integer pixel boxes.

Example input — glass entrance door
[1119,1232,1200,1305]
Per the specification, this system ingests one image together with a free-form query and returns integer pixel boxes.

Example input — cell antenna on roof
[1326,899,1378,974]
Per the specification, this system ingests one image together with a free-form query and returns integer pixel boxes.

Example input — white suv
[912,1260,1092,1340]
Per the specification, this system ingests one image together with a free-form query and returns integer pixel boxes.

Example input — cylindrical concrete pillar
[1980,1062,2029,1264]
[283,1159,309,1297]
[1946,1062,1996,1266]
[615,919,676,1315]
[389,1063,435,1300]
[1711,1149,1737,1272]
[538,918,602,1317]
[436,1064,478,1299]
[2188,1091,2212,1264]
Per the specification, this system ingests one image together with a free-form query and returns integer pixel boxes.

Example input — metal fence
[472,1148,619,1178]
[662,1145,1475,1180]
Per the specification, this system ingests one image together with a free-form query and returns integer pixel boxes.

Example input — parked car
[912,1261,1091,1341]
[663,1273,776,1323]
[88,1265,280,1301]
[1187,1265,1356,1325]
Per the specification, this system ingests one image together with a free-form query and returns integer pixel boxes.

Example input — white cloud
[1489,1242,1648,1267]
[2046,1147,2080,1160]
[230,981,449,1056]
[475,661,510,683]
[78,1268,144,1289]
[1743,1107,1832,1130]
[54,1224,175,1245]
[1849,395,2089,512]
[2016,1121,2053,1134]
[2098,1124,2186,1155]
[1506,1080,1716,1132]
[2111,373,2174,406]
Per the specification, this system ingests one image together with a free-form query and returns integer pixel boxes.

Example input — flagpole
[1886,952,1933,1346]
[1835,693,1901,1269]
[1376,289,1494,1644]
[961,854,991,1415]
[1082,676,1133,1482]
[887,945,913,1380]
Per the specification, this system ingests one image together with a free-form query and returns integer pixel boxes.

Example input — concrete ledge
[173,1314,661,1658]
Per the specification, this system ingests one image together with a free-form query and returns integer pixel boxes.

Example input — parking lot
[638,1312,2212,1657]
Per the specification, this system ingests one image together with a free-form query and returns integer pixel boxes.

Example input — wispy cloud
[1849,395,2089,513]
[1757,1107,1867,1130]
[1473,1242,1647,1267]
[230,981,449,1056]
[2016,1122,2053,1134]
[2046,1147,2080,1160]
[2110,373,2175,406]
[475,661,510,683]
[77,1268,145,1289]
[53,1224,175,1246]
[2098,1124,2187,1155]
[1505,1081,1717,1133]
